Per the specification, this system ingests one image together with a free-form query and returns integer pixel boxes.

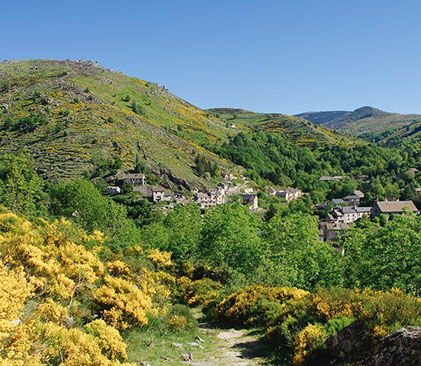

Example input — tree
[48,179,141,249]
[401,183,417,202]
[0,153,47,217]
[141,204,202,259]
[199,203,263,278]
[262,213,344,289]
[342,215,421,295]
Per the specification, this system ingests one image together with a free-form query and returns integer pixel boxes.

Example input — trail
[186,320,267,366]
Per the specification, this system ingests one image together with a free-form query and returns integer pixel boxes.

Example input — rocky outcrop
[312,324,421,366]
[368,326,421,366]
[323,321,374,363]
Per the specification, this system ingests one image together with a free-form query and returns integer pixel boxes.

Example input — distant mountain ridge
[295,110,349,125]
[296,106,421,145]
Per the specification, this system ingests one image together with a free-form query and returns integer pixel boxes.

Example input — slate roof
[344,190,364,199]
[121,173,145,179]
[376,201,418,213]
[355,207,372,213]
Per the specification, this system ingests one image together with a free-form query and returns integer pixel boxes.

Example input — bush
[177,276,223,308]
[215,286,309,326]
[131,101,145,115]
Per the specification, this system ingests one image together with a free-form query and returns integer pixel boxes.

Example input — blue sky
[2,0,421,115]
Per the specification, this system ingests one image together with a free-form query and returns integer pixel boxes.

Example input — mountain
[208,108,354,146]
[295,110,349,125]
[296,106,421,145]
[0,59,239,189]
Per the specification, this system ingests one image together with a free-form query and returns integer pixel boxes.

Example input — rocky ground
[184,321,266,366]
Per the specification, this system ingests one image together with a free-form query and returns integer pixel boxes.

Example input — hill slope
[208,108,354,146]
[0,60,237,189]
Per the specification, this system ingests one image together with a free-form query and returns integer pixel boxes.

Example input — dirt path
[186,321,267,366]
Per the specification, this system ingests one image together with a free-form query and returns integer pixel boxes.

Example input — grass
[125,327,219,366]
[124,308,220,366]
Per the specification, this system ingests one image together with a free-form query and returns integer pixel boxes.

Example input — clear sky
[2,0,421,115]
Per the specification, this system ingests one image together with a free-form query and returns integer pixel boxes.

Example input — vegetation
[213,131,421,203]
[298,106,421,146]
[1,60,421,365]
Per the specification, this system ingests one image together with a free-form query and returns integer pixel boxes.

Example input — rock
[188,342,204,349]
[138,362,151,366]
[195,336,204,343]
[322,321,374,364]
[10,318,22,327]
[368,326,421,366]
[160,356,170,361]
[181,353,193,361]
[171,342,183,348]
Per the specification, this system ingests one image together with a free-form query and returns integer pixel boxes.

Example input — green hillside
[297,106,421,145]
[0,59,237,189]
[208,108,355,146]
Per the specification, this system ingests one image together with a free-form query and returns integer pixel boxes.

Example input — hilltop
[0,59,237,189]
[297,106,421,145]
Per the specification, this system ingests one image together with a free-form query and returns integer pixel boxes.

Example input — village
[106,171,420,243]
[106,171,260,213]
[315,189,419,242]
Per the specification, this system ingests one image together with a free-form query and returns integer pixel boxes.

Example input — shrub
[177,276,223,308]
[215,286,309,326]
[164,304,198,333]
[292,324,329,366]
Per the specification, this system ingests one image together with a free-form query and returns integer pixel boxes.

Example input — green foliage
[48,179,141,249]
[261,212,344,289]
[0,153,48,217]
[131,101,145,115]
[142,204,202,259]
[2,114,47,133]
[215,131,412,201]
[325,316,355,335]
[342,215,421,295]
[194,154,218,177]
[199,203,263,278]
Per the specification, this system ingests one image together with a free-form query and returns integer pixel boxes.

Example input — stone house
[275,188,303,202]
[151,187,166,202]
[343,190,364,207]
[107,186,121,195]
[371,201,419,219]
[121,173,146,186]
[241,194,258,211]
[328,206,372,224]
[194,190,227,209]
[331,198,345,207]
[319,222,350,241]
